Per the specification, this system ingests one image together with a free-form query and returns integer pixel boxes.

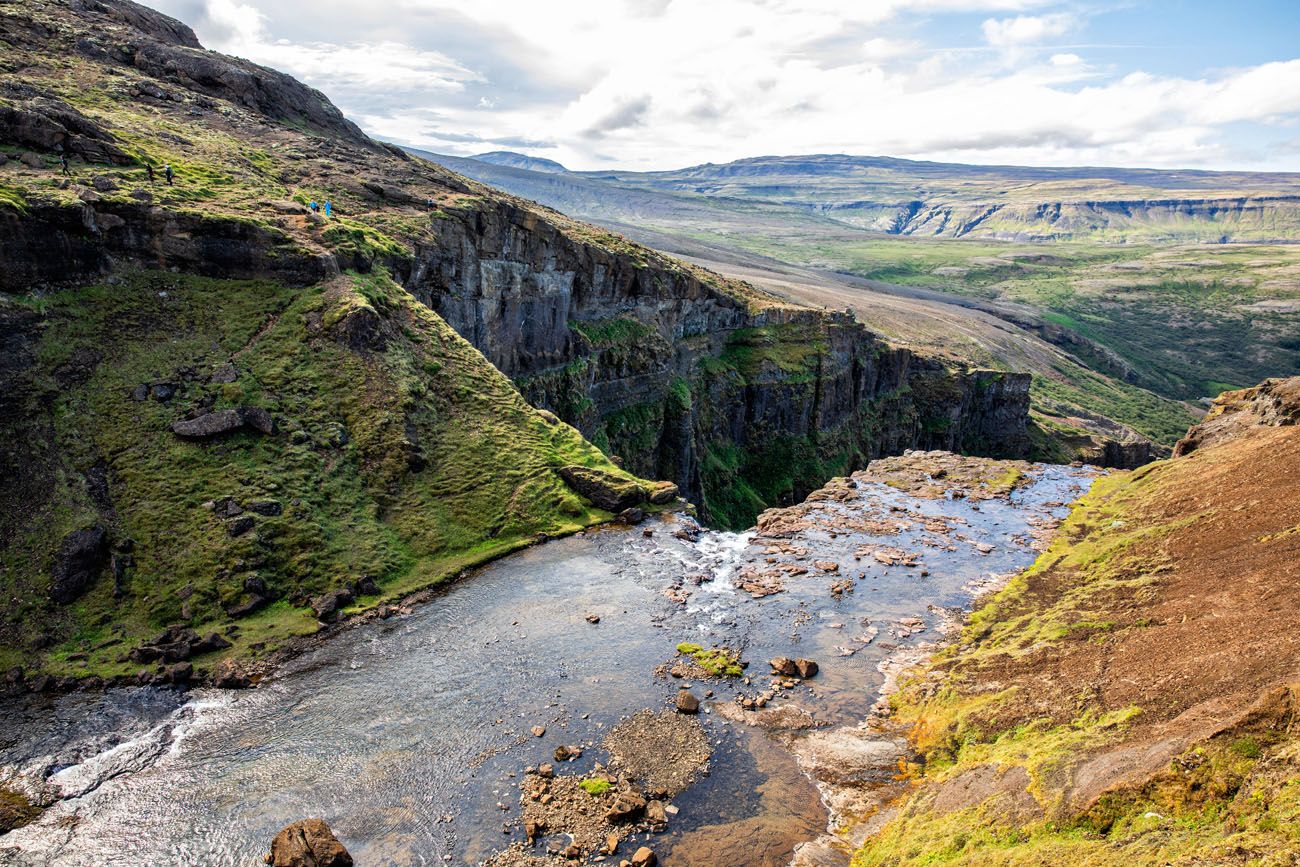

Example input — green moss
[676,642,745,677]
[570,316,655,347]
[579,778,612,795]
[719,323,826,382]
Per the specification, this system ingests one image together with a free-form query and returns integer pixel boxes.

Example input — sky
[142,0,1300,172]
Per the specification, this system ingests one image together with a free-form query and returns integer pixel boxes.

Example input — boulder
[631,846,657,867]
[247,500,282,516]
[555,465,645,512]
[172,406,275,439]
[647,481,679,505]
[794,658,820,679]
[353,575,379,596]
[310,588,354,621]
[675,690,700,714]
[227,516,256,537]
[617,507,644,525]
[193,632,232,654]
[268,819,352,867]
[605,791,646,823]
[49,525,109,603]
[645,799,667,826]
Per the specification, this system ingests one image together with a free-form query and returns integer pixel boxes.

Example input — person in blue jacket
[323,200,331,218]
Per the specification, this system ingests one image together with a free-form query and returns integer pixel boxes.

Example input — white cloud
[143,0,1300,171]
[981,13,1076,48]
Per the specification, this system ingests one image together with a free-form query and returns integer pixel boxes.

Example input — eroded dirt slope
[854,376,1300,865]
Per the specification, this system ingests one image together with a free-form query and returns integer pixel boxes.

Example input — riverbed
[0,455,1095,866]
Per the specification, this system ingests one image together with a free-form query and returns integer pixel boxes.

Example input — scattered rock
[645,800,667,826]
[172,406,275,439]
[585,613,601,624]
[554,744,583,762]
[617,507,644,525]
[631,846,657,867]
[531,725,546,737]
[675,690,700,714]
[246,500,282,516]
[267,818,352,867]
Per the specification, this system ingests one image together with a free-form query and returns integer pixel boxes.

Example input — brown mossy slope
[855,377,1300,865]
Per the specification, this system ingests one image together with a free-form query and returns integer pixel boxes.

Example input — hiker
[59,152,70,175]
[163,164,174,186]
[146,164,155,183]
[324,200,331,218]
[309,200,319,212]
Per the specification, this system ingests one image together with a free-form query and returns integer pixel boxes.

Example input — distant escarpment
[404,204,1031,527]
[809,194,1300,242]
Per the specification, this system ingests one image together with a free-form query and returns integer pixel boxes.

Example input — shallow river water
[0,462,1094,866]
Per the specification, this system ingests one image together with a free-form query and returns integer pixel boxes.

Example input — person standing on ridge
[324,200,331,218]
[59,152,70,175]
[163,164,174,186]
[146,164,155,184]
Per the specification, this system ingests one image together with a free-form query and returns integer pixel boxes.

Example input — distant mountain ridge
[414,149,1300,243]
[471,150,569,174]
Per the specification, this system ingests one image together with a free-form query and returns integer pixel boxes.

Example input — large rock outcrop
[1174,376,1300,456]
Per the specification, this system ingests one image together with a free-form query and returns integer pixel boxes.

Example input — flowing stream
[0,462,1094,866]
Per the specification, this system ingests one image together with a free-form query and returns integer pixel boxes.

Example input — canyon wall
[404,201,1031,526]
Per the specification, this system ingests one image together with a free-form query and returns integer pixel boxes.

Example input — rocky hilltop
[0,0,1033,683]
[844,377,1300,864]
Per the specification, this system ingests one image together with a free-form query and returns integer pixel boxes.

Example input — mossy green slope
[0,268,643,680]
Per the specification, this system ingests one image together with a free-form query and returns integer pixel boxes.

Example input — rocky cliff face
[1174,376,1300,456]
[404,202,1031,526]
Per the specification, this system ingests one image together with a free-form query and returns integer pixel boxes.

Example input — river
[0,457,1095,866]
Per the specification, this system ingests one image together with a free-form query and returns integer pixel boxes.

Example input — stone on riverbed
[266,818,352,867]
[675,690,700,714]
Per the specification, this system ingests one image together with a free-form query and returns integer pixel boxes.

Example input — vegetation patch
[676,642,744,677]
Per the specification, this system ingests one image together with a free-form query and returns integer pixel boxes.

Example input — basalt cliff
[0,0,1028,685]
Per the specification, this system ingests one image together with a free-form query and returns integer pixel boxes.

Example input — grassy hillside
[853,380,1300,864]
[0,269,644,681]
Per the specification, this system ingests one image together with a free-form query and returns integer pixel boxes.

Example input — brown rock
[268,819,352,867]
[531,725,546,737]
[769,656,798,677]
[631,847,657,867]
[675,690,700,714]
[605,791,647,823]
[554,744,582,762]
[794,658,819,679]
